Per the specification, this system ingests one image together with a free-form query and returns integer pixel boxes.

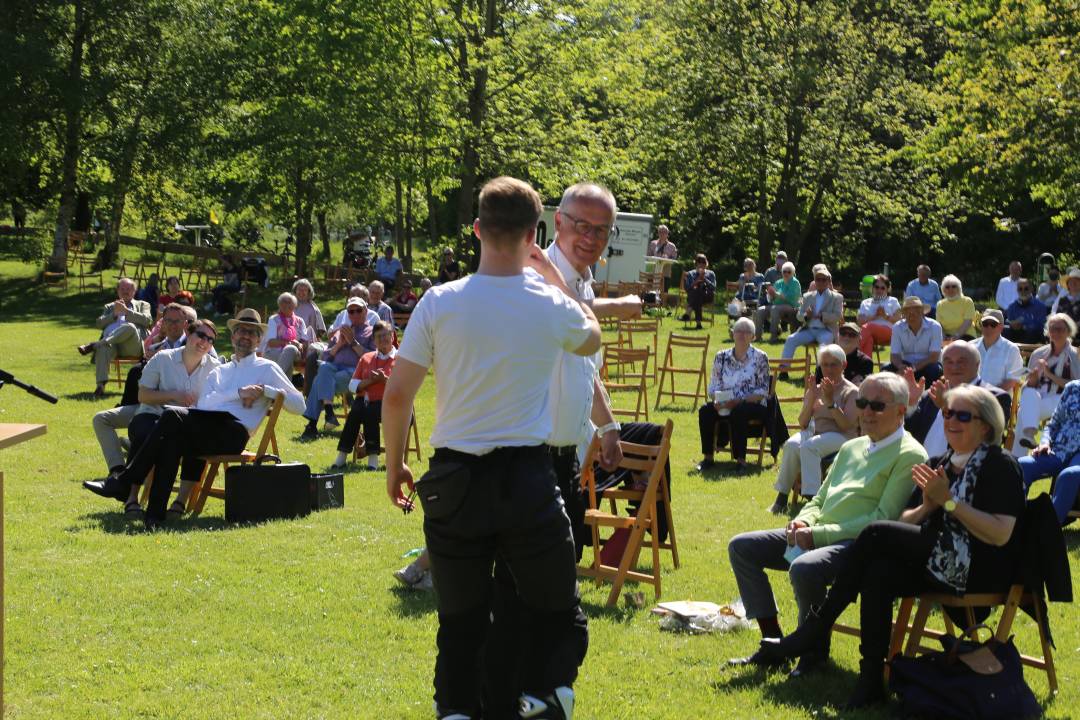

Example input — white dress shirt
[545,242,600,448]
[996,276,1019,311]
[975,336,1024,389]
[865,425,905,456]
[196,353,305,433]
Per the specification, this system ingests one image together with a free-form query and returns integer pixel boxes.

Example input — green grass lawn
[2,257,1076,719]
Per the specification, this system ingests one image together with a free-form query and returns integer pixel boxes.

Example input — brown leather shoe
[77,343,95,356]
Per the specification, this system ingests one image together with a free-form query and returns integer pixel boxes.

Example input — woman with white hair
[750,384,1023,709]
[1011,313,1079,455]
[260,291,312,374]
[292,278,327,342]
[770,345,860,513]
[936,274,979,340]
[755,261,801,342]
[697,317,772,471]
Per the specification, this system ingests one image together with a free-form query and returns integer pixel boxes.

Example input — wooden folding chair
[713,374,777,468]
[111,355,144,388]
[1004,383,1022,449]
[186,395,285,515]
[617,317,659,382]
[77,256,104,291]
[42,266,68,289]
[578,419,675,607]
[654,333,710,409]
[1017,343,1040,365]
[353,408,423,464]
[602,347,650,421]
[893,583,1057,693]
[770,356,809,430]
[392,312,411,330]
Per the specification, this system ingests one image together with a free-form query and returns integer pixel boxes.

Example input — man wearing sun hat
[882,295,943,384]
[83,309,305,530]
[1050,267,1080,335]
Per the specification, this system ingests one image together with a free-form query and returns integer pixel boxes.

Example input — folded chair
[602,347,650,422]
[654,333,710,409]
[578,419,675,607]
[617,318,660,382]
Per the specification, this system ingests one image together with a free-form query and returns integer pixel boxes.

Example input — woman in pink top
[259,292,311,374]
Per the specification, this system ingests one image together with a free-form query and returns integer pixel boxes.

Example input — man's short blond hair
[478,176,543,247]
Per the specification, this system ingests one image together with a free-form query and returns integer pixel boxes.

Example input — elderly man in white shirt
[995,260,1023,311]
[83,309,304,530]
[974,309,1024,391]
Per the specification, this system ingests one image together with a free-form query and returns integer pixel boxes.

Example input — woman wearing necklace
[1011,313,1079,455]
[742,385,1023,709]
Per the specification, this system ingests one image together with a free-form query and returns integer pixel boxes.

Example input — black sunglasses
[855,397,890,412]
[347,307,365,313]
[193,329,216,342]
[942,408,975,423]
[981,320,999,327]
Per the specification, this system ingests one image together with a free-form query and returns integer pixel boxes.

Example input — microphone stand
[0,370,59,404]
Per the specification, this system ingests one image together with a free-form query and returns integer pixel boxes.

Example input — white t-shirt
[858,296,901,328]
[397,270,593,455]
[545,242,599,447]
[996,277,1019,311]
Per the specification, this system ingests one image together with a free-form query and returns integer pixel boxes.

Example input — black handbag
[225,455,312,523]
[888,625,1041,720]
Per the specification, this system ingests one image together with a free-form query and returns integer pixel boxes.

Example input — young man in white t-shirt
[383,176,600,720]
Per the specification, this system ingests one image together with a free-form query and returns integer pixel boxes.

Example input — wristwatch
[944,496,957,513]
[596,421,621,438]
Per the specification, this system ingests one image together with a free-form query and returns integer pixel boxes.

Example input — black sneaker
[299,423,319,441]
[695,458,716,472]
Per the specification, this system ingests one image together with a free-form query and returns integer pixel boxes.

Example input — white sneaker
[414,571,434,591]
[394,562,423,586]
[519,687,573,719]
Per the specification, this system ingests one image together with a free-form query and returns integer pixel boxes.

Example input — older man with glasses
[728,372,927,677]
[780,267,844,372]
[1003,278,1049,344]
[974,309,1024,391]
[301,297,376,439]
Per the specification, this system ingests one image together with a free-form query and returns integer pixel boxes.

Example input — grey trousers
[92,404,139,470]
[93,324,144,385]
[728,528,853,625]
[264,344,301,375]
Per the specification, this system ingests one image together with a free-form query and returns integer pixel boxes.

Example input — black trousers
[698,400,769,459]
[420,445,585,717]
[815,521,944,671]
[120,363,146,406]
[128,411,160,461]
[118,408,248,521]
[336,397,382,454]
[686,285,713,323]
[483,447,589,719]
[1003,327,1045,345]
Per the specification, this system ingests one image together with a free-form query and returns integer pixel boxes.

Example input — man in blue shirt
[903,264,943,318]
[1003,278,1048,344]
[374,244,404,290]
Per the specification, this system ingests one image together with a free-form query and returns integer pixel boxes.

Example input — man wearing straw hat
[83,308,305,530]
[882,295,943,385]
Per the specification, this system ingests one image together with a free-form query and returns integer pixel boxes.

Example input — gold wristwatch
[944,496,957,513]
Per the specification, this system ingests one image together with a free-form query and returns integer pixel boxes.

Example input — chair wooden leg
[660,483,679,568]
[605,521,647,607]
[1033,597,1058,693]
[885,597,915,680]
[138,469,155,506]
[189,461,221,515]
[903,599,933,657]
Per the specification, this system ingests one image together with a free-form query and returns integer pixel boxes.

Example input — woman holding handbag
[741,384,1024,709]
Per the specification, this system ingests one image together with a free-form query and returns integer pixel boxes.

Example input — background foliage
[2,0,1077,285]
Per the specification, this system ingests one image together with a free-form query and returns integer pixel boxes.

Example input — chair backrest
[602,346,650,382]
[253,394,286,457]
[665,332,710,353]
[581,419,674,512]
[1017,343,1041,364]
[618,317,659,349]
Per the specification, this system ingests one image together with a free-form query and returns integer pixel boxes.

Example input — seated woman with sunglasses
[743,385,1023,710]
[856,274,901,357]
[936,274,980,341]
[115,319,222,519]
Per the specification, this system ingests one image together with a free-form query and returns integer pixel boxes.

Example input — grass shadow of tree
[69,510,231,535]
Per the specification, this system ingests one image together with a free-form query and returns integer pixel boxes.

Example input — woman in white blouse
[697,317,772,471]
[856,274,901,357]
[121,318,220,519]
[260,292,312,374]
[1011,313,1079,456]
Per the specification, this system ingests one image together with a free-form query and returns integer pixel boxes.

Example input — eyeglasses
[873,284,887,290]
[192,329,216,343]
[815,276,829,282]
[347,307,365,314]
[855,397,891,412]
[232,326,257,337]
[561,210,616,241]
[163,316,185,324]
[1048,325,1068,333]
[942,408,975,423]
[981,320,999,328]
[783,270,793,275]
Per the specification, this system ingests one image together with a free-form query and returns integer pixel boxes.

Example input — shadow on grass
[69,509,231,535]
[391,585,438,617]
[0,273,111,325]
[713,660,861,716]
[63,390,115,402]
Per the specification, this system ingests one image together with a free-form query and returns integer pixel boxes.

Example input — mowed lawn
[2,257,1076,719]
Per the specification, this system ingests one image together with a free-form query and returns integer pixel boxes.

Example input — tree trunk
[317,210,330,260]
[292,167,314,279]
[404,179,414,271]
[49,0,90,273]
[99,111,145,270]
[394,176,404,257]
[425,173,438,244]
[452,0,497,232]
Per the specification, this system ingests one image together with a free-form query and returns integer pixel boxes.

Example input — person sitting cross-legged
[770,344,860,515]
[681,253,716,329]
[300,298,375,439]
[332,321,396,470]
[744,385,1023,709]
[728,372,928,677]
[780,267,844,372]
[77,277,153,397]
[82,309,305,530]
[882,295,943,385]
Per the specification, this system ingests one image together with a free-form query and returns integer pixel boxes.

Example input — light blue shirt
[904,278,943,309]
[375,256,403,280]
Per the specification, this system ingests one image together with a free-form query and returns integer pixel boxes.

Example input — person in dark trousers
[82,309,304,530]
[382,177,601,720]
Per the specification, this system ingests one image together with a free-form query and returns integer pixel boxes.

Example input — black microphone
[0,369,59,404]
